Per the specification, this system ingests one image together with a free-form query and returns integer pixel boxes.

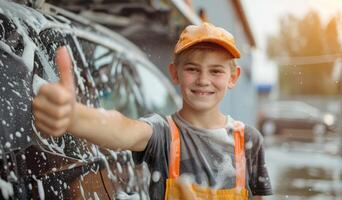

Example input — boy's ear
[168,64,179,84]
[228,66,241,89]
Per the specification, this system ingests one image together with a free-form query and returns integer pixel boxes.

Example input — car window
[78,38,179,118]
[77,38,146,119]
[135,63,179,115]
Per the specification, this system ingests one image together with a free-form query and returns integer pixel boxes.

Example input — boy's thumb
[55,46,74,91]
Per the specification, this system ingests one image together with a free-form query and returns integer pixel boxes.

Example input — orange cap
[174,23,241,58]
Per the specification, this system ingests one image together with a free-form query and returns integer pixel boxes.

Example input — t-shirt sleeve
[132,113,170,165]
[132,114,171,199]
[247,126,273,196]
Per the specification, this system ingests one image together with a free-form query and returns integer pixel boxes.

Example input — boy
[33,23,272,199]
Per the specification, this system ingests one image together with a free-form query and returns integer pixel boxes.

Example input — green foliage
[266,10,342,96]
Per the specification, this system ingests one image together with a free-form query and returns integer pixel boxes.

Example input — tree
[267,10,342,96]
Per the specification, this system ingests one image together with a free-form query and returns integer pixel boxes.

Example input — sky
[242,0,342,85]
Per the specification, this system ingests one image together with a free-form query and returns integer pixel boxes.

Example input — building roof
[231,0,256,47]
[171,0,256,47]
[170,0,202,25]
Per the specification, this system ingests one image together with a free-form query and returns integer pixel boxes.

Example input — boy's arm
[33,46,152,152]
[69,103,152,151]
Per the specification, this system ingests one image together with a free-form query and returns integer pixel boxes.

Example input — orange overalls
[165,116,249,200]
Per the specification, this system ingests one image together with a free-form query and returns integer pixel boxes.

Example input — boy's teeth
[198,92,209,95]
[191,90,212,95]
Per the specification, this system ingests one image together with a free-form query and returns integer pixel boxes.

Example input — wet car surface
[0,1,180,199]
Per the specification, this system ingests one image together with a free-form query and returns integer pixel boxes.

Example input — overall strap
[233,121,246,188]
[166,116,181,179]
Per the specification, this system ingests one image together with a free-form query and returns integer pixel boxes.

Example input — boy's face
[169,48,240,113]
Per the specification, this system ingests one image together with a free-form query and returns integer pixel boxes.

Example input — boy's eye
[186,67,198,72]
[211,70,224,74]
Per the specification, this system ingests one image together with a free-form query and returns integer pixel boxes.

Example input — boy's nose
[196,72,210,86]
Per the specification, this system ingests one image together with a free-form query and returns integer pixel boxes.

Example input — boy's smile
[190,90,214,96]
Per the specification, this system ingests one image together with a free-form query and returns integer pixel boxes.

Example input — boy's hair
[173,42,238,72]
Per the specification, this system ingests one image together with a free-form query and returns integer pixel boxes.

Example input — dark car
[0,1,180,199]
[257,101,336,137]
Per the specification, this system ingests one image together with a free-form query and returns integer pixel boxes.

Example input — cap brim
[175,38,241,58]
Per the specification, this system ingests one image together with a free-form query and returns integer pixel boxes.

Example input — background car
[257,101,336,137]
[0,1,180,199]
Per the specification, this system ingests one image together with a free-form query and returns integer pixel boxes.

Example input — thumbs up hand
[33,46,76,137]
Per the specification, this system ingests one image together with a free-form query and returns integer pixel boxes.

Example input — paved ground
[263,131,342,200]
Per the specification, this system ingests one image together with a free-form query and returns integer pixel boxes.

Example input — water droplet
[258,176,266,182]
[15,131,22,137]
[152,171,161,182]
[5,142,11,148]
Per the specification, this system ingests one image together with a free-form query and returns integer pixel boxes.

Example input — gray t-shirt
[133,113,272,200]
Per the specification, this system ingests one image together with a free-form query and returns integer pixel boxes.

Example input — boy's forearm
[68,103,152,151]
